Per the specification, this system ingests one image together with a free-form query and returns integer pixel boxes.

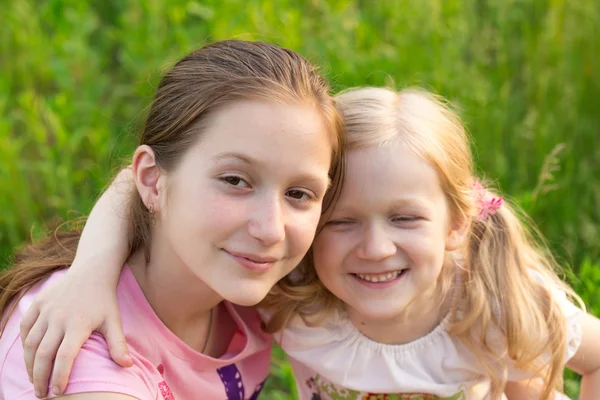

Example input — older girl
[0,40,344,399]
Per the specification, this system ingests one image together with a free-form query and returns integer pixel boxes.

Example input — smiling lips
[225,250,280,272]
[352,269,407,283]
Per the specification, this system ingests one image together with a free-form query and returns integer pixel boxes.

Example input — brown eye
[224,177,241,185]
[220,176,250,188]
[286,189,311,201]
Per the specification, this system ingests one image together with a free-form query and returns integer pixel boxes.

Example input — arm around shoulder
[19,167,135,398]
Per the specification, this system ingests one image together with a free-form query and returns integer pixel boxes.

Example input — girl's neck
[348,285,452,345]
[128,243,224,353]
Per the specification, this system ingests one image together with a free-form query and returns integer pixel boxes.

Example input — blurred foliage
[2,0,599,398]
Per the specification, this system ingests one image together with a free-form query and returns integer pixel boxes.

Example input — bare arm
[20,168,134,398]
[566,313,600,400]
[68,167,133,284]
[504,312,600,400]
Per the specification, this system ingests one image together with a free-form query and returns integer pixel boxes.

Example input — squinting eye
[392,215,420,223]
[326,219,354,226]
[221,176,250,188]
[286,189,312,201]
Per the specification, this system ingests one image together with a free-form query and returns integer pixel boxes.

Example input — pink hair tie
[472,180,503,221]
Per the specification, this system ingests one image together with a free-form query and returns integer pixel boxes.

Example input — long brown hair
[0,40,345,333]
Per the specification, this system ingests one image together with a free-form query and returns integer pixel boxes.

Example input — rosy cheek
[311,237,329,262]
[314,234,345,268]
[292,218,317,239]
[290,211,323,243]
[213,189,258,214]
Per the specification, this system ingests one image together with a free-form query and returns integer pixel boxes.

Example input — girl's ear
[446,217,470,252]
[131,145,163,212]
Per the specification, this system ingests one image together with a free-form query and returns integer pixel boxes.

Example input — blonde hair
[263,86,582,399]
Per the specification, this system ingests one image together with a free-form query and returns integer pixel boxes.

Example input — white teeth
[355,270,403,283]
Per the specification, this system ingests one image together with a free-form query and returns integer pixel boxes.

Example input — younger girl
[263,87,600,399]
[18,88,600,399]
[0,40,345,399]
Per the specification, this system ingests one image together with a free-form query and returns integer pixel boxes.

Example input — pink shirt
[0,267,273,400]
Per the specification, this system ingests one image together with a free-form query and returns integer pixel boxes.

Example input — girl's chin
[219,284,271,307]
[227,296,266,307]
[345,300,416,323]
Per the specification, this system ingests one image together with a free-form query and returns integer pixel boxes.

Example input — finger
[51,330,90,395]
[20,302,41,349]
[32,326,64,398]
[22,318,48,384]
[101,316,132,368]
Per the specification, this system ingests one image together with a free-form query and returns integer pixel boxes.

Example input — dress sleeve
[505,282,584,380]
[553,288,584,362]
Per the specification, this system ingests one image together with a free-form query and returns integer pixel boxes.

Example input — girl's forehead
[176,101,333,184]
[345,144,430,180]
[199,101,332,149]
[337,145,445,208]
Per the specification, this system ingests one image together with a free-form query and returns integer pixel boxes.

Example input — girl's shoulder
[1,269,68,350]
[0,270,155,400]
[459,268,585,380]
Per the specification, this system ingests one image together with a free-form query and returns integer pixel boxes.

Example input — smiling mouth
[223,249,280,272]
[351,270,407,283]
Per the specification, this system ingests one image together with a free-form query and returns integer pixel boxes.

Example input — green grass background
[1,0,599,398]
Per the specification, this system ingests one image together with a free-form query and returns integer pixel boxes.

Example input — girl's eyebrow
[213,152,257,165]
[331,198,428,214]
[389,198,425,209]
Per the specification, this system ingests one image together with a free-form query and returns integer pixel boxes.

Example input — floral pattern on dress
[305,374,465,400]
